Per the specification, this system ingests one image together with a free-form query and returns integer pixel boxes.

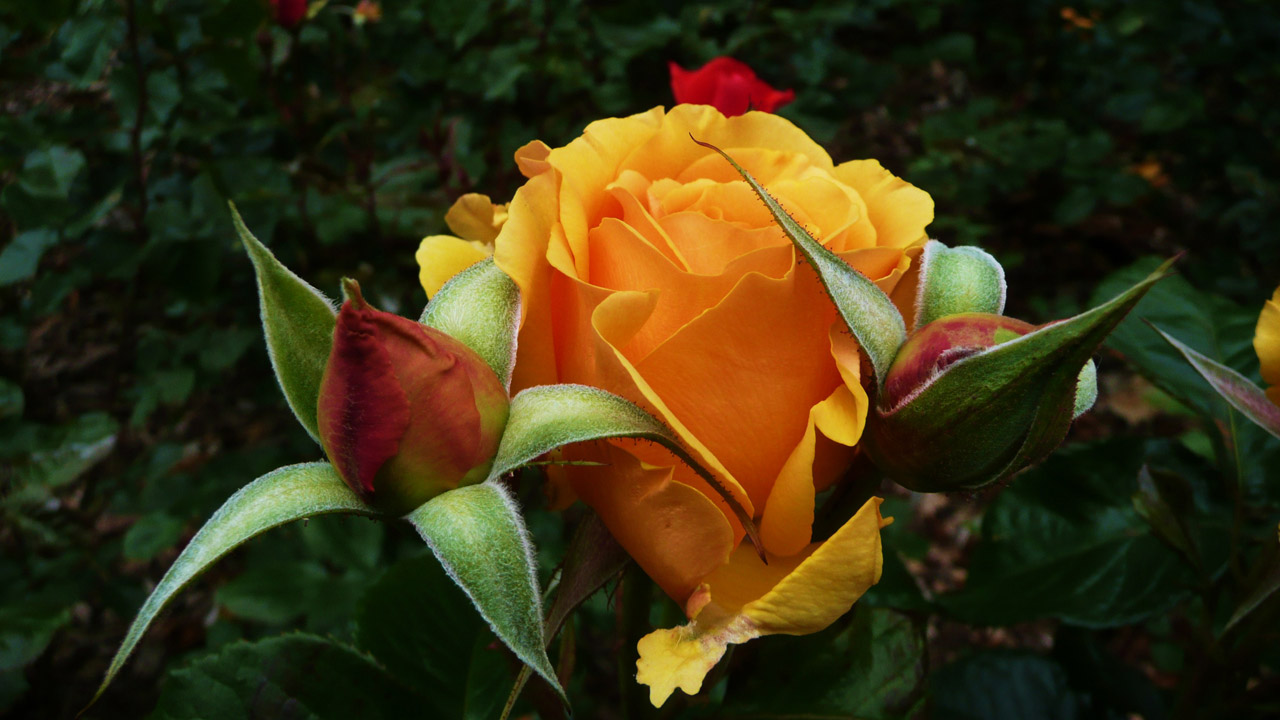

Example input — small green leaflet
[91,463,376,708]
[231,203,336,442]
[1151,325,1280,439]
[406,483,567,707]
[420,258,521,392]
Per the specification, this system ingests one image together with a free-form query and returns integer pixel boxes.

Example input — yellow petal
[443,193,508,243]
[415,235,492,298]
[759,383,866,556]
[833,159,934,249]
[637,497,888,707]
[1255,286,1280,401]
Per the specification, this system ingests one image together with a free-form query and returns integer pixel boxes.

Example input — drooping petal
[636,497,887,707]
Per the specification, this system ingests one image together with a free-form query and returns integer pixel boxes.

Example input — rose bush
[417,105,934,704]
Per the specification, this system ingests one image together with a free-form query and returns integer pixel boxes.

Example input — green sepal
[1151,324,1280,439]
[694,138,906,386]
[869,259,1173,492]
[420,258,521,392]
[1074,360,1098,419]
[231,203,336,442]
[406,483,567,706]
[90,463,375,708]
[914,240,1006,329]
[488,383,764,558]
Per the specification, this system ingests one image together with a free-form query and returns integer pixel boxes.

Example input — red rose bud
[867,312,1097,492]
[269,0,307,28]
[668,57,795,117]
[318,280,509,515]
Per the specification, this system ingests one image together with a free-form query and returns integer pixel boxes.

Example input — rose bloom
[668,57,795,117]
[1256,286,1280,406]
[417,105,933,704]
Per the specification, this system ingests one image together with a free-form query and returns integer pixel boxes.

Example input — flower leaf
[914,240,1006,329]
[487,383,765,559]
[420,258,521,392]
[231,203,336,441]
[1150,324,1280,439]
[91,463,375,708]
[693,138,906,386]
[405,483,567,707]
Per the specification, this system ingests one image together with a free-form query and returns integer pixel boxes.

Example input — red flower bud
[882,313,1035,411]
[668,57,795,117]
[318,282,509,515]
[269,0,307,28]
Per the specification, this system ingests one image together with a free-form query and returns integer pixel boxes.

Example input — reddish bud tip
[882,313,1035,411]
[318,287,509,515]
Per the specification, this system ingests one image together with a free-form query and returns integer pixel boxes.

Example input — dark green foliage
[2,0,1278,717]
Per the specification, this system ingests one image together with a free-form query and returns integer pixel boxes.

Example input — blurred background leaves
[1,0,1278,717]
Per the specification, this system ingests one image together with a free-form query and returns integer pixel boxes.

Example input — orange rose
[417,105,933,704]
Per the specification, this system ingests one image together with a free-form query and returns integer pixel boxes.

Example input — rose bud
[668,57,795,116]
[268,0,308,28]
[317,280,509,515]
[867,312,1097,493]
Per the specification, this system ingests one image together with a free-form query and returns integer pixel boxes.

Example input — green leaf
[17,146,85,199]
[1092,258,1279,496]
[914,240,1006,329]
[0,229,58,286]
[231,202,336,442]
[939,440,1198,627]
[15,412,117,490]
[694,139,906,385]
[869,259,1170,491]
[931,652,1083,720]
[1151,325,1280,439]
[121,512,185,562]
[488,383,762,556]
[0,379,21,420]
[406,483,565,705]
[420,258,520,391]
[721,607,925,718]
[91,462,375,706]
[358,553,511,720]
[150,634,420,720]
[503,513,630,717]
[1090,257,1258,420]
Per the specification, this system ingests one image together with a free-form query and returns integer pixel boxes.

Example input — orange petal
[621,105,832,184]
[635,268,841,509]
[833,159,934,249]
[567,440,734,603]
[759,383,867,556]
[493,172,562,389]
